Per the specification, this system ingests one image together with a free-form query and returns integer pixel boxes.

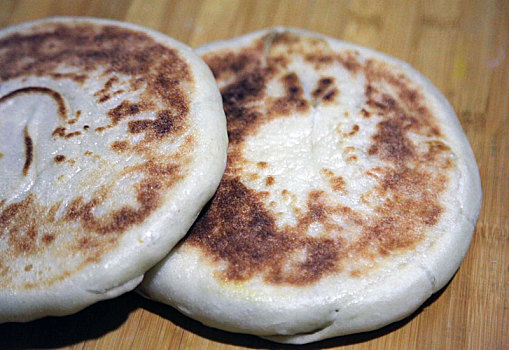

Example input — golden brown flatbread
[140,27,481,344]
[0,17,227,323]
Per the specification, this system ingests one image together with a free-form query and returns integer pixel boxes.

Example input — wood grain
[0,0,507,349]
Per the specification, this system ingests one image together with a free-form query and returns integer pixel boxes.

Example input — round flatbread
[0,17,227,323]
[139,27,481,344]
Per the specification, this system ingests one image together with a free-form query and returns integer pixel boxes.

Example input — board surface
[0,0,507,349]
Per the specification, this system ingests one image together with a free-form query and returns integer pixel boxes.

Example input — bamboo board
[0,0,507,349]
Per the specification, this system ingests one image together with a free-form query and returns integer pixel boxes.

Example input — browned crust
[54,155,66,163]
[312,77,340,104]
[188,178,343,284]
[0,20,196,289]
[0,87,67,120]
[188,31,454,286]
[22,126,33,176]
[321,169,346,193]
[268,73,309,116]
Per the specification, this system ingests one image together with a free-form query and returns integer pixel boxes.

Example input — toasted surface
[140,27,481,344]
[0,17,227,322]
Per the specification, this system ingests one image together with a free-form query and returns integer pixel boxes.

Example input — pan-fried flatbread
[0,17,227,323]
[139,28,481,344]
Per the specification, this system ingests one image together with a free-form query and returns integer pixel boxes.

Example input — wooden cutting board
[0,0,507,349]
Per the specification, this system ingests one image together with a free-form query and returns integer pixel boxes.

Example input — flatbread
[0,17,227,323]
[139,27,481,344]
